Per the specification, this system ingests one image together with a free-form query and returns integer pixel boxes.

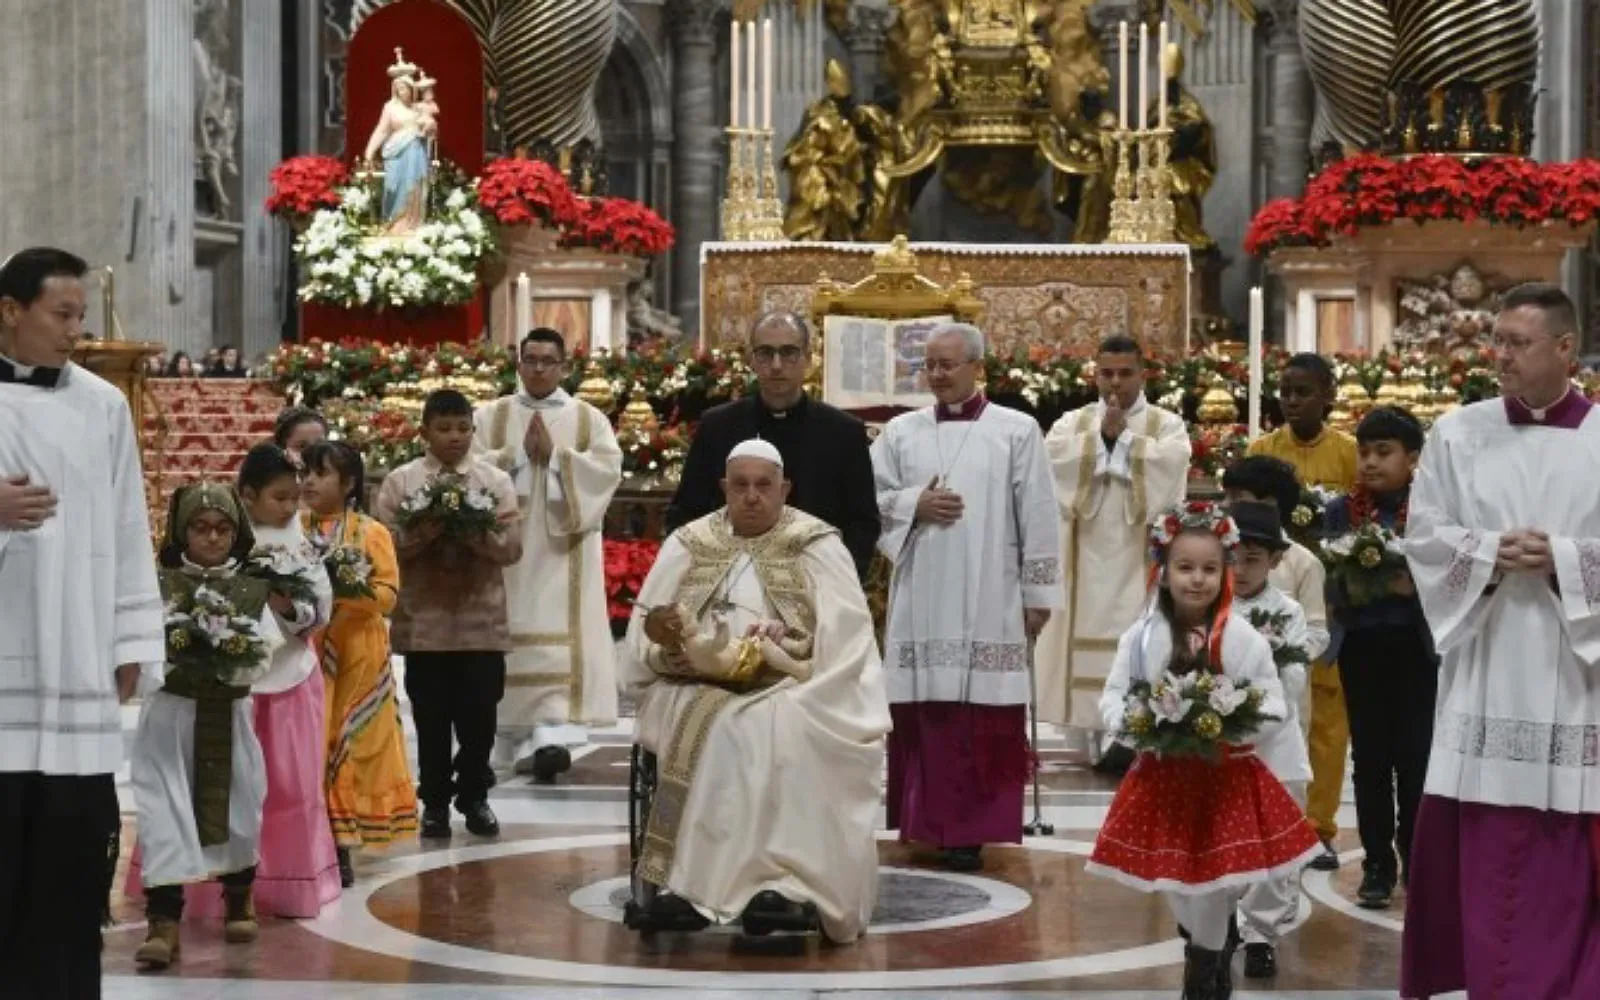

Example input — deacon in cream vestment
[475,382,622,767]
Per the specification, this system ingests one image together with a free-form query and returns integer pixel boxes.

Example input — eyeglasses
[922,359,972,375]
[187,523,235,539]
[520,357,564,371]
[751,345,806,365]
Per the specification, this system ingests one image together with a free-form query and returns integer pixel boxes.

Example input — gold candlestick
[1142,128,1177,244]
[747,127,785,241]
[1106,130,1142,244]
[721,127,753,241]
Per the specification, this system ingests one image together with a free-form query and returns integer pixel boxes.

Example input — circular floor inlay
[571,866,1029,935]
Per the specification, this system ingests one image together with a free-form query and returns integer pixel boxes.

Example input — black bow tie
[0,357,62,388]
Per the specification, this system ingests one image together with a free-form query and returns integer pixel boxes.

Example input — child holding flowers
[301,440,416,883]
[1321,405,1436,912]
[1088,502,1319,999]
[1226,500,1322,980]
[375,389,521,841]
[229,444,340,918]
[130,484,285,969]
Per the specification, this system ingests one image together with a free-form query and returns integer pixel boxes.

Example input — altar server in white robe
[475,327,622,781]
[1401,284,1600,998]
[872,322,1062,872]
[0,247,166,999]
[623,439,890,942]
[1036,335,1190,752]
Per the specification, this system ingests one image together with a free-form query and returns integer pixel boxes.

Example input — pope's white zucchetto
[726,437,783,469]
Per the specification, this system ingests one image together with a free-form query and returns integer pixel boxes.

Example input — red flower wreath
[475,157,584,229]
[265,155,348,220]
[561,197,677,257]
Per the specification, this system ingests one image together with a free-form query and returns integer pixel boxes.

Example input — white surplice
[871,402,1063,706]
[475,389,622,747]
[0,362,164,776]
[621,509,890,943]
[1406,398,1600,812]
[1035,397,1191,728]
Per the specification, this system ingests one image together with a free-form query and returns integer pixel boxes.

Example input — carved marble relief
[194,0,241,219]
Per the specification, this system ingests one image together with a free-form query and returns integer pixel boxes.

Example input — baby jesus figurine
[646,603,813,688]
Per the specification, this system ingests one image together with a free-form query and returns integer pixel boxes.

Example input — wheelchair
[621,742,819,936]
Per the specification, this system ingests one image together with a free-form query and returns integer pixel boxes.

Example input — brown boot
[134,918,181,969]
[223,885,258,943]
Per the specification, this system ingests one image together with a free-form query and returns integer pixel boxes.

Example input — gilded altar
[700,239,1190,355]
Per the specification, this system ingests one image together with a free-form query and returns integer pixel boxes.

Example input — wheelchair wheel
[624,745,660,931]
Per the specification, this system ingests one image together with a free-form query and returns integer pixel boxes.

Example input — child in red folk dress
[1087,503,1320,1000]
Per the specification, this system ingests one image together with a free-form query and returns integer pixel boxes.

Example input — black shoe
[645,893,711,932]
[1092,742,1135,776]
[1307,841,1340,871]
[942,846,983,872]
[1182,944,1228,1000]
[420,806,452,839]
[1357,868,1395,909]
[1216,917,1239,994]
[461,800,500,838]
[741,890,816,936]
[1243,942,1276,979]
[529,745,573,784]
[336,847,355,888]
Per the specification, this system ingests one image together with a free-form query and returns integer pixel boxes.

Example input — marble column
[240,0,284,361]
[1263,0,1313,199]
[668,0,721,339]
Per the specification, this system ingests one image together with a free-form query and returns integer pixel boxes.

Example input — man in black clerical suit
[667,311,880,578]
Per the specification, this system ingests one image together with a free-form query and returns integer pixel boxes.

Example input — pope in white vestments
[1036,336,1190,735]
[475,329,622,779]
[623,439,889,942]
[872,323,1062,870]
[1401,286,1600,998]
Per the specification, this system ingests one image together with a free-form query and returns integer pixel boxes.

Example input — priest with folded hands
[622,437,891,942]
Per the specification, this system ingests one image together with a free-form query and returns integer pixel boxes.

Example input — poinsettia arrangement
[265,155,349,222]
[1321,523,1408,607]
[1246,154,1600,257]
[396,473,502,539]
[560,197,676,257]
[244,544,320,605]
[475,157,584,229]
[604,538,661,623]
[1119,671,1275,761]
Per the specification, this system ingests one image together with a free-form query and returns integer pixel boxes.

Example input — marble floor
[102,663,1441,999]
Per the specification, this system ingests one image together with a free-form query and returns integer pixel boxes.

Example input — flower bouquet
[1321,523,1408,607]
[1244,608,1311,673]
[395,473,501,539]
[244,544,320,605]
[1118,671,1276,761]
[322,545,376,600]
[165,585,270,684]
[1286,486,1336,549]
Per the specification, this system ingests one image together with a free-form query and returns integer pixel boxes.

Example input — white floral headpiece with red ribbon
[1149,501,1240,564]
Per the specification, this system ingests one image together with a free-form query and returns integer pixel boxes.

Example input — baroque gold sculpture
[782,0,1123,242]
[1157,43,1215,250]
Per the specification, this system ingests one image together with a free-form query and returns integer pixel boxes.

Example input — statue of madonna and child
[362,48,441,236]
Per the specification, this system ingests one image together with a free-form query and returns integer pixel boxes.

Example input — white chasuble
[475,390,622,739]
[1406,398,1600,813]
[0,368,165,776]
[621,509,890,943]
[1035,398,1190,729]
[871,403,1063,707]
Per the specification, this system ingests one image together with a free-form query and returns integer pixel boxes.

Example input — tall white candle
[515,273,533,343]
[746,20,757,131]
[1138,21,1148,131]
[730,20,740,128]
[1248,286,1264,441]
[762,18,774,131]
[1118,21,1129,131]
[1158,21,1169,129]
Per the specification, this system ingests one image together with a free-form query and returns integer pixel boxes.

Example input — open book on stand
[821,314,951,411]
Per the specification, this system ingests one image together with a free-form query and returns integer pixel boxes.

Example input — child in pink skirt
[230,444,341,916]
[1087,503,1319,999]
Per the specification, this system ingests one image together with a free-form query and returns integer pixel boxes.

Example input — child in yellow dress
[300,440,416,883]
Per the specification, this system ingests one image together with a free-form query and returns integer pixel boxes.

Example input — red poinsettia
[265,155,348,220]
[1247,155,1600,257]
[560,197,677,257]
[475,157,584,229]
[604,538,662,622]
